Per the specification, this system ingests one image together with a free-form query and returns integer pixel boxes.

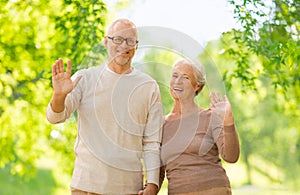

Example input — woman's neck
[167,100,200,120]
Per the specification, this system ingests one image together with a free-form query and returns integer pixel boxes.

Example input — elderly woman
[159,58,240,195]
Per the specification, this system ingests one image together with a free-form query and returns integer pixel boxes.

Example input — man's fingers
[66,59,72,76]
[58,58,64,73]
[55,58,62,74]
[52,63,57,77]
[52,58,73,78]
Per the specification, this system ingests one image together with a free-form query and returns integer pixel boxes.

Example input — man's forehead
[110,27,137,36]
[107,20,137,36]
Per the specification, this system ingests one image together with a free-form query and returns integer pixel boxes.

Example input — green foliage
[55,0,107,70]
[48,117,78,175]
[134,49,179,114]
[203,0,300,187]
[0,167,56,195]
[0,0,107,178]
[1,0,299,192]
[226,0,299,93]
[203,32,300,187]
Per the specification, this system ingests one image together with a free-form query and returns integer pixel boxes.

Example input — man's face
[105,23,138,66]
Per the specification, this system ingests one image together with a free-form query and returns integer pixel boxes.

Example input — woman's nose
[174,77,183,84]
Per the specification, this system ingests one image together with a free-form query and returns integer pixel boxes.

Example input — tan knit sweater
[159,109,239,194]
[47,65,163,194]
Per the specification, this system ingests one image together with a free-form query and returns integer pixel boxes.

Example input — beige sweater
[160,109,239,194]
[47,65,163,194]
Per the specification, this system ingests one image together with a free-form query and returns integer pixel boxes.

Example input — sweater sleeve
[158,165,166,190]
[215,124,240,163]
[142,84,163,187]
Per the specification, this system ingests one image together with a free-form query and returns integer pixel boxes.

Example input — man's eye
[127,39,135,44]
[114,37,123,42]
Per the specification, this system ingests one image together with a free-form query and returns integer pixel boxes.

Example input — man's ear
[104,37,108,48]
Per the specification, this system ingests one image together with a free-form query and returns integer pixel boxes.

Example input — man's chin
[114,57,130,66]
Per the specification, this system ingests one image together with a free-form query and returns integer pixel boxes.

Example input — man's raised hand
[52,58,81,96]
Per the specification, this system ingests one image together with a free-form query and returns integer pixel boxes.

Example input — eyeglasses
[106,36,138,46]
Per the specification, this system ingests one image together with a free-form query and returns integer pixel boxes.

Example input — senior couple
[47,18,240,195]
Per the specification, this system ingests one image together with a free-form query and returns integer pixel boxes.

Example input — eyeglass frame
[106,36,139,46]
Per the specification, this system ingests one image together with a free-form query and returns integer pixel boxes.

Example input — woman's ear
[195,84,203,96]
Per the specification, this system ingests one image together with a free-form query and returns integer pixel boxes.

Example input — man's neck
[108,63,133,74]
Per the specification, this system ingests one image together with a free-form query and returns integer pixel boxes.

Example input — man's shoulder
[134,70,156,83]
[75,65,104,76]
[85,65,104,73]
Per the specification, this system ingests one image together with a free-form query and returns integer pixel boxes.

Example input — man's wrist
[145,183,158,192]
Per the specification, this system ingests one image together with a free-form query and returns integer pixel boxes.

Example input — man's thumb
[72,75,82,88]
[138,190,144,195]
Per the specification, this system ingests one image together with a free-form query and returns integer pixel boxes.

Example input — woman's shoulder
[198,107,211,114]
[164,113,180,122]
[198,107,213,120]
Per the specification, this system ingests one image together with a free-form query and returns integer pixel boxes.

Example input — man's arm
[46,58,82,124]
[142,84,163,194]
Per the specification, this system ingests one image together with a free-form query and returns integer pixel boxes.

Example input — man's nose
[119,40,129,48]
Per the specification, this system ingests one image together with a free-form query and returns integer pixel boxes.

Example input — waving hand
[50,58,81,113]
[209,92,234,126]
[52,58,81,96]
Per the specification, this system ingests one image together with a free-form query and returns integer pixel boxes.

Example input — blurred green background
[0,0,299,194]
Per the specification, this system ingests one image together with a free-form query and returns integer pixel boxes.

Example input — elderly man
[47,18,162,195]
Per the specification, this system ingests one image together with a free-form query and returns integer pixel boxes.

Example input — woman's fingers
[210,92,224,105]
[224,95,230,104]
[210,92,216,103]
[217,92,223,102]
[209,92,214,108]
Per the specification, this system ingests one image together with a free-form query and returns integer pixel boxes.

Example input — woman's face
[170,62,200,101]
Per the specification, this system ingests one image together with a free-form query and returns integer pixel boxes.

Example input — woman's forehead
[172,63,194,74]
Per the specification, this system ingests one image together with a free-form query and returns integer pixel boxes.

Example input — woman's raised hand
[209,92,234,126]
